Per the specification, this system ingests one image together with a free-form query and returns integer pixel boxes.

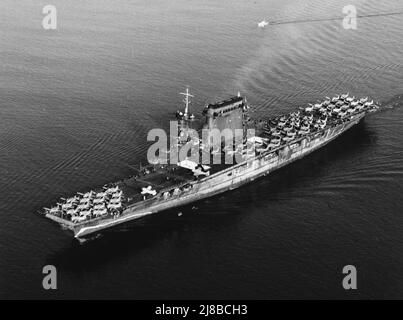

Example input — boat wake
[77,233,103,245]
[267,10,403,27]
[381,94,403,110]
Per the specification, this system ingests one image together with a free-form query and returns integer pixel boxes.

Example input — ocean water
[1,0,403,299]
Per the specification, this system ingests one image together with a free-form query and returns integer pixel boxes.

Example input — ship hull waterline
[49,113,366,239]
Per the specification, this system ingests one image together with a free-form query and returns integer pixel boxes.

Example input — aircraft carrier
[39,89,379,239]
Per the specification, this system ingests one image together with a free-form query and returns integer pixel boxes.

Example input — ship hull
[73,113,365,238]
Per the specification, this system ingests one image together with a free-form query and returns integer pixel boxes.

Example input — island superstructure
[40,90,379,238]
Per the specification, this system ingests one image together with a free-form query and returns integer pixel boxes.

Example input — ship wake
[381,94,403,110]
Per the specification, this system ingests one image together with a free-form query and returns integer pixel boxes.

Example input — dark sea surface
[1,0,403,299]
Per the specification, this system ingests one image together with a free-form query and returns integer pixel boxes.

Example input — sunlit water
[1,0,403,298]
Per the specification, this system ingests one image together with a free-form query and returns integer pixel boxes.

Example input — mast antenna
[180,87,194,116]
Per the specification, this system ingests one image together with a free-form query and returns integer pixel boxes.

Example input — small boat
[258,20,269,28]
